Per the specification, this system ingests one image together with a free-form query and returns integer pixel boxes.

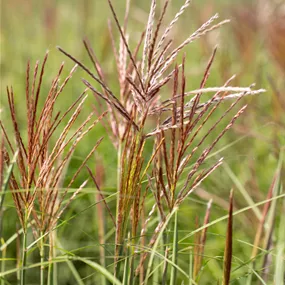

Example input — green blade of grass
[179,193,285,244]
[71,257,123,285]
[0,256,122,285]
[189,249,193,285]
[145,246,191,280]
[246,165,280,285]
[170,210,178,285]
[222,162,262,220]
[0,239,7,285]
[122,235,130,285]
[261,150,283,282]
[66,260,85,285]
[56,239,84,285]
[161,246,169,285]
[144,207,178,285]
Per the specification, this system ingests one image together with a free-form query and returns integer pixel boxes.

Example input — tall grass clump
[3,0,283,284]
[0,52,105,284]
[57,0,265,283]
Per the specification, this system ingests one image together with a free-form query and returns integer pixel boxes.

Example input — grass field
[1,0,284,284]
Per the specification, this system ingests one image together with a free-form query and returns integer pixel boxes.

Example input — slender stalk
[47,231,53,285]
[189,249,193,285]
[170,211,178,285]
[116,141,122,211]
[152,257,159,285]
[0,240,6,285]
[129,219,138,285]
[114,141,122,279]
[20,209,28,285]
[40,231,44,285]
[52,231,58,285]
[162,213,169,285]
[16,226,21,282]
[122,234,130,285]
[128,240,135,285]
[96,190,107,285]
[275,195,285,284]
[47,260,52,285]
[161,243,169,285]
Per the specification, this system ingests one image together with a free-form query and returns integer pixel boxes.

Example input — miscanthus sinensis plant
[1,0,267,284]
[0,53,106,284]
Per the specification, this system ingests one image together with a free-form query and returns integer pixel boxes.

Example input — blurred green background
[1,0,284,284]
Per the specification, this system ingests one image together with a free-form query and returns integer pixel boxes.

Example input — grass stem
[114,141,122,279]
[20,209,28,285]
[170,210,178,285]
[40,231,44,285]
[0,239,6,285]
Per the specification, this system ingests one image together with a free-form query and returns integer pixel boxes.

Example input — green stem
[189,249,193,285]
[40,231,44,285]
[128,228,136,285]
[170,211,178,285]
[96,192,107,285]
[116,141,122,215]
[122,234,130,285]
[47,232,52,285]
[47,231,58,285]
[20,209,28,285]
[47,261,52,285]
[53,231,58,285]
[1,241,6,285]
[114,141,122,279]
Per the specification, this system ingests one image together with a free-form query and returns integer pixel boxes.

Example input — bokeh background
[1,0,284,284]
